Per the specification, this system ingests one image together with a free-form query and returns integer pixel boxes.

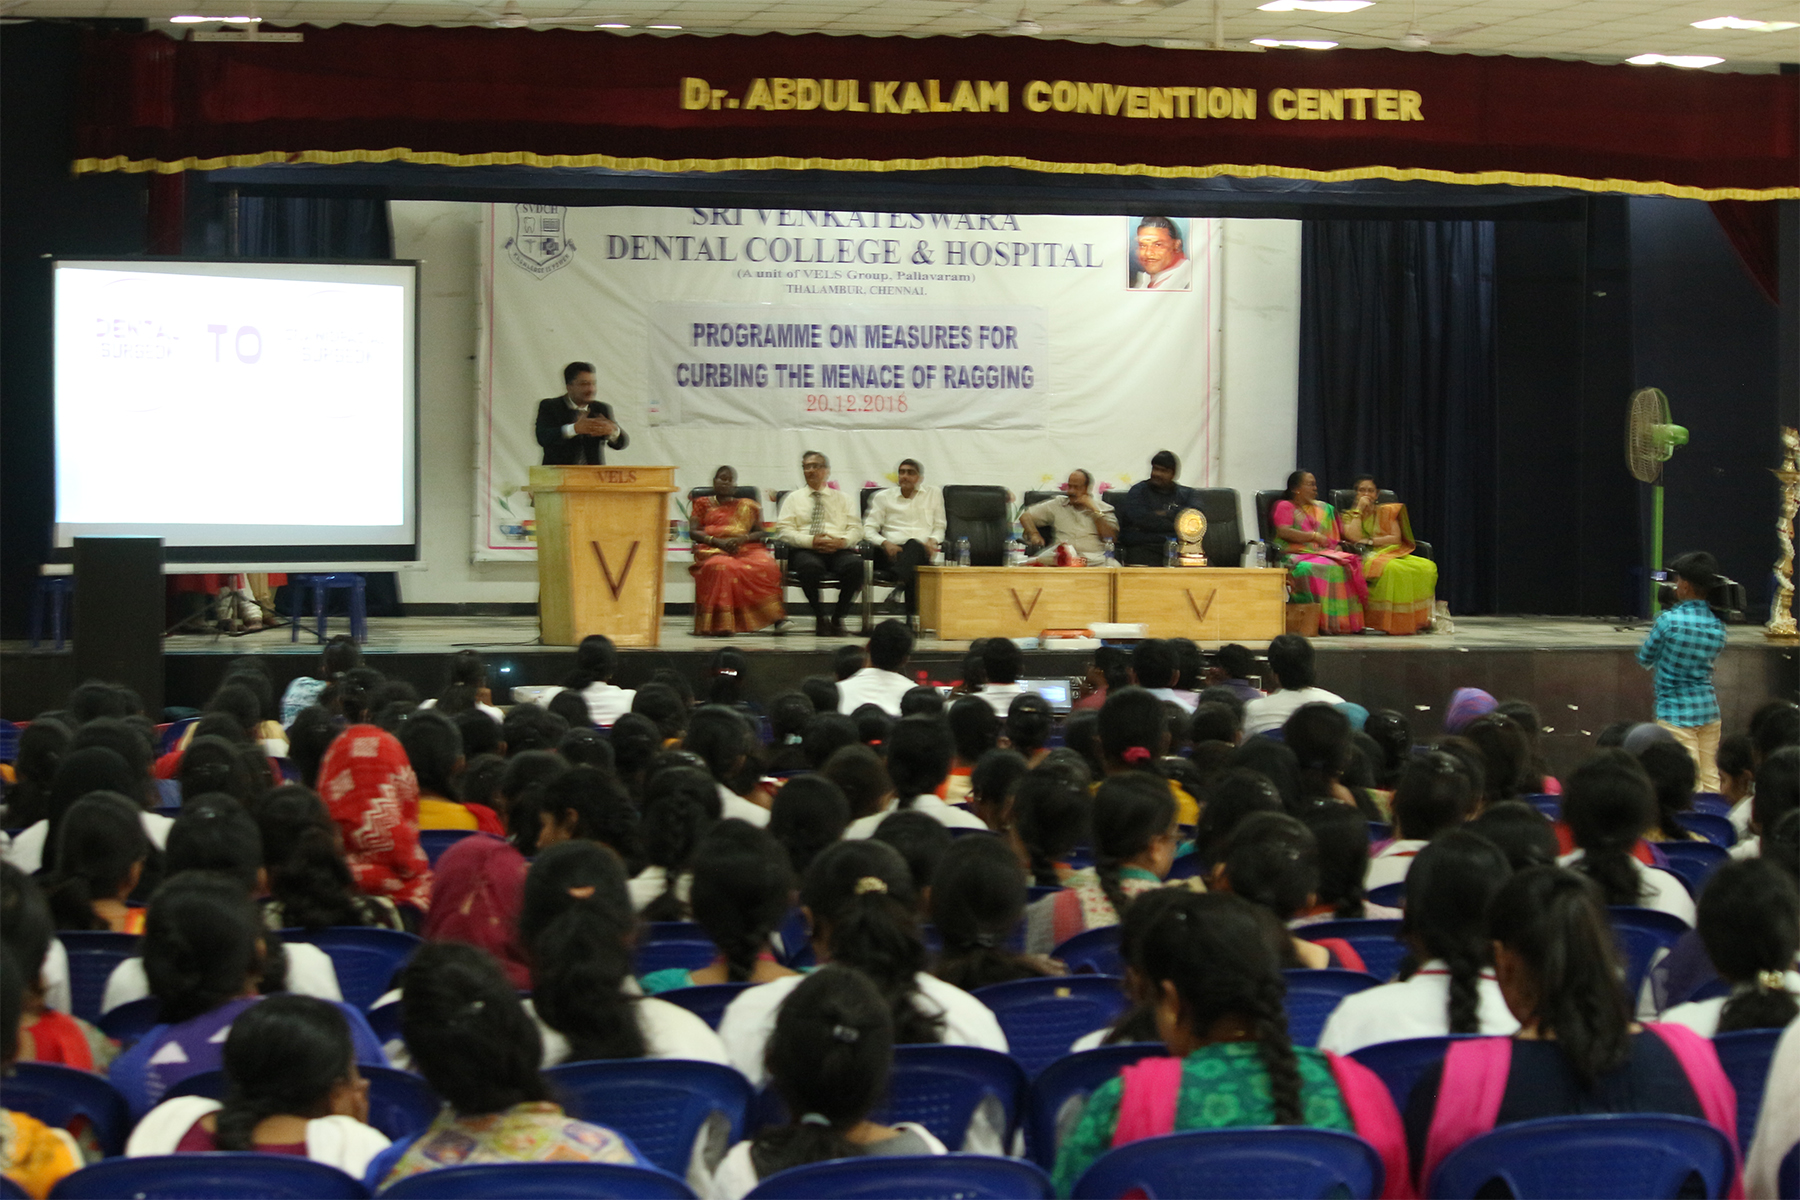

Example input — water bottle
[1005,538,1023,567]
[1102,537,1116,567]
[956,536,971,568]
[1165,538,1179,568]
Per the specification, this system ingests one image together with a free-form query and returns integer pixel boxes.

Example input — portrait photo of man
[1128,216,1193,291]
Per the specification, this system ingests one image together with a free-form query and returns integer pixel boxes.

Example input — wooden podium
[531,465,677,647]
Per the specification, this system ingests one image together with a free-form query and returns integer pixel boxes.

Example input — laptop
[1019,678,1074,713]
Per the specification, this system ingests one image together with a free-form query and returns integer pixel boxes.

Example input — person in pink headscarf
[420,834,531,991]
[314,725,432,916]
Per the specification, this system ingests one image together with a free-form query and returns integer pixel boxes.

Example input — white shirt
[1146,687,1198,713]
[1657,971,1800,1037]
[1131,256,1194,291]
[417,697,505,724]
[1729,795,1753,836]
[865,486,946,547]
[103,942,342,1013]
[1242,686,1347,736]
[706,1124,948,1200]
[42,939,71,1014]
[976,682,1026,718]
[1023,495,1116,562]
[526,993,730,1069]
[1747,1014,1800,1200]
[4,810,173,876]
[1363,840,1428,891]
[1730,835,1761,861]
[718,782,770,828]
[718,971,1007,1089]
[1556,850,1697,926]
[837,667,916,718]
[1316,960,1521,1055]
[775,487,862,548]
[126,1096,390,1175]
[629,866,693,913]
[842,795,988,840]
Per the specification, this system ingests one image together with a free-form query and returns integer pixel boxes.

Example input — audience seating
[1426,1113,1735,1199]
[1190,488,1246,568]
[418,829,476,866]
[972,976,1129,1077]
[1366,820,1393,843]
[1673,812,1736,848]
[288,573,368,644]
[280,927,422,1011]
[542,1059,752,1180]
[943,484,1011,567]
[381,1161,697,1198]
[156,718,199,755]
[1712,1027,1782,1153]
[366,1001,402,1045]
[635,933,719,977]
[1689,795,1731,818]
[0,1173,28,1199]
[96,996,162,1046]
[656,983,756,1030]
[1346,1035,1476,1112]
[1166,851,1203,881]
[744,1154,1052,1200]
[1070,1126,1385,1200]
[1024,1043,1168,1167]
[871,1044,1028,1152]
[1527,795,1562,820]
[0,718,20,764]
[28,575,73,651]
[0,1062,133,1158]
[773,909,815,970]
[1283,968,1382,1048]
[57,930,141,1025]
[48,1154,370,1199]
[1366,882,1406,910]
[165,1065,440,1141]
[1299,919,1407,981]
[1608,907,1689,1002]
[1052,927,1123,977]
[1660,841,1729,897]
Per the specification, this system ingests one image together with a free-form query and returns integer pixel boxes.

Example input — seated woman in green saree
[1341,475,1437,636]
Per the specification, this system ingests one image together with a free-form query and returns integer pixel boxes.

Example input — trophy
[1175,508,1209,567]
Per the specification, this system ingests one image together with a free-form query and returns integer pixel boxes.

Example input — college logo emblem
[505,204,576,277]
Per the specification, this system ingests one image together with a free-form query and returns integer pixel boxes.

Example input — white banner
[476,205,1220,558]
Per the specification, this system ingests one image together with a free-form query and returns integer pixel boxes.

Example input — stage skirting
[916,565,1286,641]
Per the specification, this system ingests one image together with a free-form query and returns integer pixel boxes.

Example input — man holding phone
[1637,551,1728,791]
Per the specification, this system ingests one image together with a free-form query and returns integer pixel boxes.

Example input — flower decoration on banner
[1098,481,1117,494]
[828,480,840,490]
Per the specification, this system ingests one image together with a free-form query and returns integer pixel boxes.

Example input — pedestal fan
[1626,387,1689,615]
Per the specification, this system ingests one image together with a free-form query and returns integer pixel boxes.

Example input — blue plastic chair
[1610,907,1690,1001]
[157,717,199,755]
[0,1173,28,1199]
[774,908,815,969]
[1366,821,1392,843]
[1053,926,1123,976]
[1298,919,1407,981]
[1691,795,1731,818]
[1070,1126,1384,1199]
[0,719,20,764]
[745,1154,1052,1199]
[1347,1035,1477,1112]
[635,939,719,976]
[1366,882,1405,910]
[1687,977,1733,1002]
[0,1062,133,1158]
[166,1065,441,1141]
[1527,795,1561,820]
[49,1155,369,1199]
[57,930,140,1025]
[973,975,1129,1077]
[1713,1026,1782,1152]
[543,1058,752,1179]
[155,778,182,806]
[1675,811,1737,848]
[1167,851,1204,881]
[1779,1143,1799,1200]
[657,983,756,1030]
[875,1044,1028,1151]
[1283,968,1382,1048]
[1026,884,1064,904]
[28,576,73,651]
[97,995,163,1046]
[1024,1043,1168,1167]
[281,926,422,1011]
[1427,1112,1735,1198]
[289,573,368,644]
[367,1001,403,1045]
[1661,841,1729,897]
[379,1161,696,1198]
[418,828,477,866]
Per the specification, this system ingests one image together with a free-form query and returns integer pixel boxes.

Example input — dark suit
[1117,478,1202,565]
[535,397,629,466]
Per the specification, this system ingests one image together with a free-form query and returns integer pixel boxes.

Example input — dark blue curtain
[1297,221,1499,616]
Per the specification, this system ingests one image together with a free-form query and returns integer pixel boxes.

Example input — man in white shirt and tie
[774,449,864,637]
[864,458,946,618]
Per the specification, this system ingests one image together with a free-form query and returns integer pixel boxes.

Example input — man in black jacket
[1117,449,1200,565]
[534,361,629,465]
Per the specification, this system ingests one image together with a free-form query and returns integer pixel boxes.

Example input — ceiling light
[647,23,680,29]
[1257,0,1372,11]
[595,21,629,26]
[1691,15,1798,30]
[1626,53,1725,67]
[1250,37,1338,48]
[171,13,261,21]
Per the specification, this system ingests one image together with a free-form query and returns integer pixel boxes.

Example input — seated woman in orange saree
[689,466,785,636]
[1272,469,1367,635]
[1342,475,1437,635]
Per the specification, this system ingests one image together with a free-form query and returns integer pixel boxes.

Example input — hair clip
[1757,970,1787,992]
[800,1112,833,1126]
[1122,746,1152,765]
[972,933,999,949]
[830,1024,861,1044]
[854,876,888,895]
[566,885,596,900]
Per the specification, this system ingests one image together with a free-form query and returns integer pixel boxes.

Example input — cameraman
[1636,551,1729,791]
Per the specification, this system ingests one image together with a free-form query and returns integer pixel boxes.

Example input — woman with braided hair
[642,821,797,996]
[1026,774,1180,955]
[1050,891,1410,1198]
[1319,831,1520,1054]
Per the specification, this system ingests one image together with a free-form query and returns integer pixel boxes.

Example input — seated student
[418,649,504,724]
[369,942,647,1188]
[1212,813,1363,971]
[109,874,383,1118]
[635,682,691,747]
[461,754,506,821]
[1716,733,1755,835]
[640,821,799,996]
[0,716,72,831]
[1558,751,1695,924]
[901,686,945,718]
[835,621,917,718]
[1465,800,1560,872]
[1366,750,1478,889]
[1493,700,1558,796]
[1657,859,1800,1037]
[1013,763,1094,890]
[535,765,642,869]
[852,704,895,752]
[126,994,389,1174]
[175,735,257,807]
[717,840,1007,1091]
[1069,888,1191,1054]
[41,793,149,934]
[1192,770,1283,875]
[1099,687,1199,827]
[1228,736,1304,813]
[517,841,727,1066]
[255,785,405,932]
[280,635,362,726]
[1131,638,1196,713]
[1,865,109,1072]
[497,750,568,856]
[1733,744,1799,862]
[535,634,635,727]
[1286,703,1381,821]
[421,830,532,991]
[964,749,1031,868]
[1,947,82,1200]
[872,811,952,911]
[1294,802,1396,925]
[763,693,815,776]
[684,706,772,828]
[500,702,568,757]
[313,724,432,917]
[1005,693,1055,770]
[396,709,503,834]
[944,697,1001,804]
[820,743,893,829]
[1050,892,1409,1199]
[1406,866,1742,1192]
[1319,832,1520,1054]
[708,966,947,1200]
[1026,774,1180,956]
[284,708,341,792]
[1637,739,1708,844]
[1242,635,1345,737]
[4,744,161,875]
[631,769,717,918]
[103,795,342,1013]
[1459,713,1531,815]
[799,676,841,722]
[768,775,850,881]
[974,638,1028,717]
[931,833,1060,992]
[1188,701,1242,752]
[845,718,987,837]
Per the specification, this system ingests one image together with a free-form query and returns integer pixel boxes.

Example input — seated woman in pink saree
[689,466,786,636]
[1272,470,1367,635]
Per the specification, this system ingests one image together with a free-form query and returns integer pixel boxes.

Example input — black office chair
[1190,488,1244,568]
[1254,490,1288,556]
[942,485,1010,567]
[1327,488,1434,562]
[769,488,873,634]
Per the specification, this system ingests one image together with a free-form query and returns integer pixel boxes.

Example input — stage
[2,615,1791,777]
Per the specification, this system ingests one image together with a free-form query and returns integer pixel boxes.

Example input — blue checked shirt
[1636,599,1727,726]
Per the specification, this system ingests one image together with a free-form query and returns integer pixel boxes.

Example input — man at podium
[535,361,629,465]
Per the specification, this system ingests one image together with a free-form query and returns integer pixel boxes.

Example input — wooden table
[1112,567,1286,641]
[916,566,1113,640]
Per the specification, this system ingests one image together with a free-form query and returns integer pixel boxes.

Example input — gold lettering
[1126,86,1150,117]
[1296,87,1319,119]
[822,79,851,111]
[1075,81,1102,114]
[926,79,953,112]
[1024,79,1052,112]
[1376,88,1400,119]
[1170,86,1195,118]
[1051,80,1077,112]
[794,78,821,110]
[848,80,870,112]
[1318,88,1343,120]
[1399,89,1423,120]
[742,77,774,111]
[1270,88,1297,120]
[1231,87,1256,119]
[1207,86,1232,118]
[1147,87,1174,119]
[771,77,797,110]
[1344,88,1374,119]
[871,80,902,113]
[1103,83,1130,116]
[978,80,1008,112]
[680,77,710,110]
[898,81,929,114]
[950,79,980,112]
